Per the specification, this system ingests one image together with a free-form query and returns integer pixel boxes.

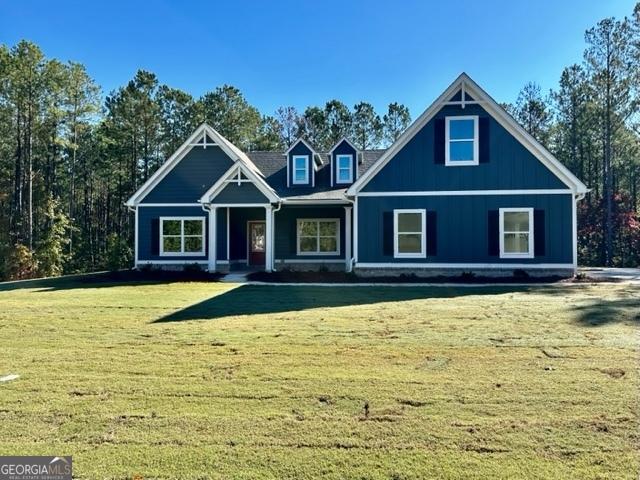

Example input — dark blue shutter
[487,210,499,256]
[534,210,546,256]
[426,211,437,256]
[151,218,160,256]
[382,212,394,256]
[434,118,445,164]
[479,117,490,163]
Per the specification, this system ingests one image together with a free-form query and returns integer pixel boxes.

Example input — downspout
[271,201,282,271]
[344,197,355,273]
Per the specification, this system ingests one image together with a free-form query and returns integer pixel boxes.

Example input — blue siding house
[126,74,588,277]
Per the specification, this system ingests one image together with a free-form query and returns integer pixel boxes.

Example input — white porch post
[265,205,273,272]
[353,196,359,263]
[344,206,352,272]
[208,206,217,272]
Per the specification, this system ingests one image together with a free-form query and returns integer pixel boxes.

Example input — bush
[4,244,38,280]
[105,233,133,271]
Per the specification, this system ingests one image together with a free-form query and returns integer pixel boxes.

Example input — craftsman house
[125,73,588,277]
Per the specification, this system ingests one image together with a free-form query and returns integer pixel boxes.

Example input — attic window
[292,155,309,184]
[336,154,353,184]
[445,116,478,166]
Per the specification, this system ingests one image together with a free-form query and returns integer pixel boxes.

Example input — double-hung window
[292,155,309,184]
[297,219,340,255]
[160,217,205,256]
[336,154,353,184]
[445,115,479,166]
[499,208,534,258]
[394,209,426,258]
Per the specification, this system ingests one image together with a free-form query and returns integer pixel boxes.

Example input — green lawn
[0,276,638,479]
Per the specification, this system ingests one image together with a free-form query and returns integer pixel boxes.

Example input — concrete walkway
[579,267,640,283]
[220,272,250,283]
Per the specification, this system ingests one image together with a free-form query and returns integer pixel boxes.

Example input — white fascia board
[126,124,211,206]
[199,163,279,204]
[328,137,359,154]
[347,73,588,196]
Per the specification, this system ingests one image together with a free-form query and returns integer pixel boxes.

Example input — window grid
[160,217,205,256]
[296,219,340,256]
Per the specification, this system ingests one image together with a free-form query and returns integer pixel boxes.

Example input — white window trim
[159,216,205,257]
[296,218,340,256]
[393,209,426,259]
[499,207,534,259]
[292,155,309,185]
[335,154,353,184]
[445,115,479,166]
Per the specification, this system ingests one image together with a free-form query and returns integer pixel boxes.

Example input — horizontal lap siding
[275,206,346,260]
[357,195,573,264]
[362,104,567,192]
[138,206,208,261]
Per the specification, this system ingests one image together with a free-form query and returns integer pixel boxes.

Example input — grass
[0,276,638,479]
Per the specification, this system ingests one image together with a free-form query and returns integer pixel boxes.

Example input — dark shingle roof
[247,149,385,201]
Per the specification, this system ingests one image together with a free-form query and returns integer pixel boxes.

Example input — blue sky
[1,0,635,118]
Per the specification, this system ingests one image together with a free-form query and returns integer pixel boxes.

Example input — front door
[248,221,266,267]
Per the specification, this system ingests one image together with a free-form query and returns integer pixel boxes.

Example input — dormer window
[292,155,309,184]
[336,154,353,184]
[445,116,478,166]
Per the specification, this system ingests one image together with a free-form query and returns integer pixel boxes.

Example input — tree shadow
[154,284,532,322]
[571,286,640,327]
[0,271,221,293]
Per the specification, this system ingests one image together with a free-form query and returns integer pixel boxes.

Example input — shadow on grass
[154,284,534,322]
[571,286,640,326]
[0,270,221,292]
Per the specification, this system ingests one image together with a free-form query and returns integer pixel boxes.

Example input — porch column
[208,206,217,272]
[344,206,352,272]
[265,205,273,272]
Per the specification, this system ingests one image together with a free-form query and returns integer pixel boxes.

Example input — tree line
[0,3,638,280]
[0,41,411,279]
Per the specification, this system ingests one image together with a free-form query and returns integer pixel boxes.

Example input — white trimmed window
[297,219,340,255]
[394,209,426,258]
[336,154,353,184]
[499,208,534,258]
[292,155,309,184]
[445,115,479,166]
[160,217,205,256]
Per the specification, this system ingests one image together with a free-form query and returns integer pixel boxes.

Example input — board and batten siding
[137,206,209,262]
[274,205,346,260]
[356,194,573,264]
[212,181,269,204]
[362,103,567,192]
[141,146,235,203]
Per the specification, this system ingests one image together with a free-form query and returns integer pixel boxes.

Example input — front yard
[0,276,638,479]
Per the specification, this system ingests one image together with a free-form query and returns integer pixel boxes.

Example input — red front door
[248,221,266,266]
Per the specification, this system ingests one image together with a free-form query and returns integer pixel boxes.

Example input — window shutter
[479,117,490,163]
[487,210,499,256]
[426,211,437,256]
[534,209,546,256]
[291,219,298,255]
[382,212,394,256]
[151,218,160,256]
[434,118,445,164]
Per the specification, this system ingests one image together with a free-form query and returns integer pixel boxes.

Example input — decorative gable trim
[346,73,588,196]
[125,124,271,206]
[199,163,279,204]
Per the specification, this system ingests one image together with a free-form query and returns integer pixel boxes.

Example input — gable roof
[346,73,588,195]
[125,123,276,206]
[328,137,359,154]
[199,162,279,204]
